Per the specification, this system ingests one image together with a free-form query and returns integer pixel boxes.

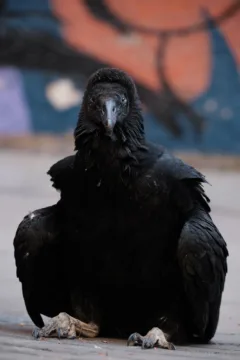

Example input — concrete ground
[0,150,239,359]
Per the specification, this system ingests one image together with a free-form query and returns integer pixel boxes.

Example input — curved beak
[104,98,117,132]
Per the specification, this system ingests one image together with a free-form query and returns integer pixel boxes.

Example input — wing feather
[13,205,63,327]
[178,208,228,340]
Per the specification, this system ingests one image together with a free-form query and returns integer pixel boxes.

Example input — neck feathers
[74,118,147,188]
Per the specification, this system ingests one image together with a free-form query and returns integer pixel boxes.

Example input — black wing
[13,204,70,328]
[47,154,75,192]
[178,207,228,341]
[155,150,228,341]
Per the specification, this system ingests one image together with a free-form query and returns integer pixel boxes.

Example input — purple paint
[0,67,31,135]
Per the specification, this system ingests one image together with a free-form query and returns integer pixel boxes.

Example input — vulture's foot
[127,327,175,350]
[32,312,99,339]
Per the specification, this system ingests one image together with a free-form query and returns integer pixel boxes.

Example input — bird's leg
[127,327,175,350]
[32,312,99,339]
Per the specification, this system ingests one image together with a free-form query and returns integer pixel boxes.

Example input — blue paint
[0,67,32,134]
[2,0,60,36]
[7,0,52,11]
[20,69,81,134]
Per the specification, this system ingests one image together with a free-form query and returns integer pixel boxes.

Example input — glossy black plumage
[13,67,228,344]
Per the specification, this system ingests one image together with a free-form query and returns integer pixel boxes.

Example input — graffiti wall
[0,0,240,153]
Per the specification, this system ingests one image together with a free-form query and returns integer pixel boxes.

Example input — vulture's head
[74,68,145,150]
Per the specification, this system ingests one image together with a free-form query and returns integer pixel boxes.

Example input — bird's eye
[121,96,127,104]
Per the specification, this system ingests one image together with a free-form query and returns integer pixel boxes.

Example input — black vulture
[13,67,228,350]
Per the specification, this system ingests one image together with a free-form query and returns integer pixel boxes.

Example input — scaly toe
[141,337,156,349]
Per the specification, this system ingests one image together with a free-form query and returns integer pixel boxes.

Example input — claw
[127,332,143,346]
[32,327,40,339]
[127,328,176,350]
[167,342,176,350]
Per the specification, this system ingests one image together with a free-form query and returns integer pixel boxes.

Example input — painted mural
[0,0,240,153]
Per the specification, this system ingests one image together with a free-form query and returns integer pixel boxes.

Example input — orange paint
[52,0,240,100]
[106,0,231,30]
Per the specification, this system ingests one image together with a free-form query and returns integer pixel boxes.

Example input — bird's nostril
[112,107,116,113]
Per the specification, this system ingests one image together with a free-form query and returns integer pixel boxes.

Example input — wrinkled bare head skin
[74,68,145,150]
[85,81,129,135]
